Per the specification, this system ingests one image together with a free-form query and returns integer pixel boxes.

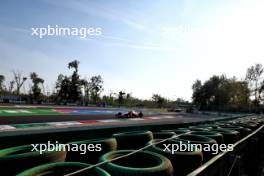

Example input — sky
[1,0,264,101]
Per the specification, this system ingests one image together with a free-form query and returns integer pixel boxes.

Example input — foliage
[30,72,44,102]
[152,94,166,108]
[0,75,5,92]
[192,75,250,111]
[245,63,264,106]
[90,75,103,103]
[12,70,27,95]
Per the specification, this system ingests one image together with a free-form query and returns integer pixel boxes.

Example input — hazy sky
[1,0,264,100]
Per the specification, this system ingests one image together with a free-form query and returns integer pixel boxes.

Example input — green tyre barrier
[212,129,240,144]
[176,134,217,162]
[188,126,210,131]
[218,126,251,137]
[196,124,219,129]
[236,123,258,130]
[66,138,117,164]
[146,139,203,176]
[161,129,190,134]
[0,144,66,176]
[16,162,111,176]
[113,131,153,150]
[152,132,176,139]
[189,131,224,144]
[99,150,174,176]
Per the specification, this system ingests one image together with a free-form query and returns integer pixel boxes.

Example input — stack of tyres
[16,162,110,176]
[66,138,117,164]
[188,126,211,132]
[152,132,176,139]
[218,125,252,137]
[236,122,259,130]
[212,129,240,144]
[176,134,217,161]
[189,131,224,144]
[146,139,203,176]
[0,144,66,176]
[161,128,191,134]
[99,150,174,176]
[113,131,153,150]
[196,124,219,129]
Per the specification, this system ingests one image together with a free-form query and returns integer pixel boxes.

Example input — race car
[115,110,144,118]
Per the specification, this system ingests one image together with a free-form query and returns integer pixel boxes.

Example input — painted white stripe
[128,118,145,121]
[0,125,16,130]
[48,121,82,126]
[162,116,176,119]
[97,119,120,123]
[4,110,17,113]
[18,110,32,113]
[148,117,162,120]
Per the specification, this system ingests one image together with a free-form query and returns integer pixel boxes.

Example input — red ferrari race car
[115,110,144,118]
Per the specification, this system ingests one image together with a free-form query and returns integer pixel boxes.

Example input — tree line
[2,60,263,111]
[0,60,188,108]
[192,63,264,112]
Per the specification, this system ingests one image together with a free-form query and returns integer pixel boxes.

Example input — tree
[30,72,44,102]
[8,81,15,93]
[68,60,79,72]
[117,91,126,106]
[12,70,27,95]
[192,79,202,106]
[259,80,264,102]
[68,60,82,102]
[246,63,263,106]
[56,74,70,103]
[81,78,93,104]
[152,94,166,108]
[0,75,5,92]
[90,75,103,104]
[192,75,251,111]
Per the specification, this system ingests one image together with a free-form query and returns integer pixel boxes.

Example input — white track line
[48,121,82,126]
[0,125,16,131]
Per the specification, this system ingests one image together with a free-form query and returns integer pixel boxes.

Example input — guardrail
[187,124,264,176]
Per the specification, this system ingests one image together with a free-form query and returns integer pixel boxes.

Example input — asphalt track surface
[0,105,235,129]
[0,114,114,125]
[0,112,229,125]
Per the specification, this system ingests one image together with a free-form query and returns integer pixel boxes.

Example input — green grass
[12,123,50,128]
[0,109,60,116]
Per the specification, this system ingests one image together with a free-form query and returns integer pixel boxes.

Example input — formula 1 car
[115,110,144,118]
